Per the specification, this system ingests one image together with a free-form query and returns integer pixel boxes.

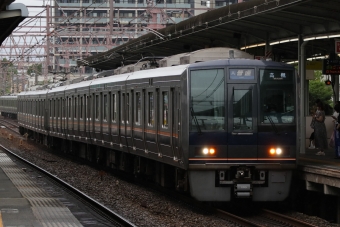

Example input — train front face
[187,59,297,202]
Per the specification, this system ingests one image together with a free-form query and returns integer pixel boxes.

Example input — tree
[27,63,42,76]
[1,58,18,94]
[309,70,333,114]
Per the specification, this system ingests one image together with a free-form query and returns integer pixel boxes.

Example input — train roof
[0,95,17,99]
[17,90,49,97]
[188,58,295,69]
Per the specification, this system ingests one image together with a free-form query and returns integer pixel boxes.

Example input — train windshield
[260,69,295,124]
[190,68,225,131]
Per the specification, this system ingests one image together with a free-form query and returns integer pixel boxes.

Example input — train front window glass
[162,91,169,129]
[148,92,154,126]
[233,90,252,130]
[136,92,141,125]
[190,69,225,131]
[260,69,294,124]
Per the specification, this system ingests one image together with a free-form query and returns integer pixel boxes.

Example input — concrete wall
[305,115,335,147]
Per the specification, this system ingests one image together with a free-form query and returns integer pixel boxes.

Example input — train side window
[112,93,116,122]
[80,96,83,119]
[95,95,99,120]
[103,94,108,121]
[121,93,125,123]
[135,92,141,125]
[74,97,77,119]
[126,93,130,123]
[162,91,169,129]
[148,92,154,127]
[49,100,52,117]
[68,97,71,119]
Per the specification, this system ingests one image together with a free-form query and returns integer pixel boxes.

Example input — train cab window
[162,91,169,129]
[190,69,225,131]
[260,69,294,124]
[135,92,141,125]
[233,90,253,130]
[103,94,108,121]
[112,94,117,122]
[95,95,99,120]
[148,92,154,127]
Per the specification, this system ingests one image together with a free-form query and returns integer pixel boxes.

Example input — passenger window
[135,92,141,125]
[126,93,130,123]
[233,89,252,131]
[103,94,108,121]
[80,96,83,119]
[148,92,154,126]
[112,94,116,122]
[162,91,169,129]
[95,95,99,120]
[74,97,77,119]
[68,98,71,118]
[121,93,125,123]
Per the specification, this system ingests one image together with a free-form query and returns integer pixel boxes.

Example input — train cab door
[227,84,258,159]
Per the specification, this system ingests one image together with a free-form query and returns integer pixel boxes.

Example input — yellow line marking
[0,211,3,227]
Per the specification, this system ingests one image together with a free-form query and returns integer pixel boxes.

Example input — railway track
[216,208,318,227]
[0,118,20,135]
[0,143,137,227]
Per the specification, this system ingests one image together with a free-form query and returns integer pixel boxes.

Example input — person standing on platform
[335,104,340,158]
[314,102,328,155]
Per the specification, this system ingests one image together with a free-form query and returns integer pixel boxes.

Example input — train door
[227,84,258,158]
[172,87,181,160]
[145,88,158,154]
[110,91,119,146]
[133,88,145,151]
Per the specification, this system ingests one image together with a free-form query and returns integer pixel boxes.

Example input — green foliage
[309,70,333,113]
[27,63,42,76]
[1,58,17,94]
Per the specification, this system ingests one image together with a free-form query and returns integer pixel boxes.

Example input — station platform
[0,150,83,227]
[298,147,340,167]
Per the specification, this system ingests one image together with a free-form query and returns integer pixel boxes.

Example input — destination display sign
[323,59,340,75]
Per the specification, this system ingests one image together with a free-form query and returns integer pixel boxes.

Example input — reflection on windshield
[233,89,252,130]
[260,69,294,124]
[190,68,225,131]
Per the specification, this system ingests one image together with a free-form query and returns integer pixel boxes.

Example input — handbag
[310,118,315,129]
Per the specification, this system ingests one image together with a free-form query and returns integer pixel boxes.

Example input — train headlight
[276,148,282,155]
[203,148,209,155]
[202,147,216,156]
[269,147,283,155]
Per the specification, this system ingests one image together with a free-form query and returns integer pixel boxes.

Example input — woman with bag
[314,102,328,155]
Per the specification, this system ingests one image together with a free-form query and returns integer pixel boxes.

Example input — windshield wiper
[266,115,279,134]
[190,107,202,135]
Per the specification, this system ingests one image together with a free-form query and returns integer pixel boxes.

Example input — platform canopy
[77,0,340,70]
[0,1,28,46]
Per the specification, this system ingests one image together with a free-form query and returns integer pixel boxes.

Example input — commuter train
[0,50,298,202]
